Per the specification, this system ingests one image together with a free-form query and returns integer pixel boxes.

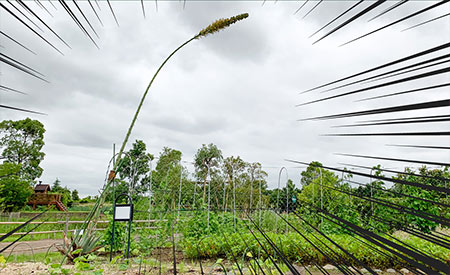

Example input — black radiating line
[0,3,63,55]
[345,179,449,208]
[309,1,364,38]
[87,0,103,27]
[335,153,450,168]
[302,0,323,20]
[0,55,49,82]
[34,0,53,17]
[59,0,99,49]
[317,210,446,274]
[359,114,450,123]
[273,211,360,275]
[356,83,450,102]
[0,210,47,242]
[324,132,450,137]
[246,214,302,275]
[59,0,89,37]
[368,0,408,22]
[313,0,387,44]
[15,0,72,49]
[386,144,450,150]
[0,31,36,55]
[243,221,285,275]
[370,215,450,250]
[0,53,45,77]
[0,104,46,115]
[94,0,100,10]
[6,1,44,32]
[320,53,450,94]
[317,205,449,272]
[322,183,450,227]
[47,0,57,10]
[332,118,450,128]
[297,67,450,106]
[107,0,119,27]
[367,58,450,83]
[402,12,450,32]
[236,232,268,275]
[221,231,244,275]
[72,0,100,39]
[0,219,49,253]
[288,211,377,275]
[0,85,27,95]
[299,100,450,121]
[338,162,450,182]
[141,0,146,18]
[341,0,450,46]
[301,42,450,94]
[294,0,310,15]
[285,160,450,194]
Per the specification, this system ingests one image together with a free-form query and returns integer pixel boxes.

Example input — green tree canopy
[0,162,33,211]
[0,118,45,181]
[117,140,154,195]
[194,143,223,201]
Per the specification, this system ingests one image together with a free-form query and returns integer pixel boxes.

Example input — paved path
[0,239,63,255]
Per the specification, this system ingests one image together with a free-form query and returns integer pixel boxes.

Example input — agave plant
[57,229,102,263]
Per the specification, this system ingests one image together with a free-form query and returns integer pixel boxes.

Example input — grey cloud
[1,1,449,195]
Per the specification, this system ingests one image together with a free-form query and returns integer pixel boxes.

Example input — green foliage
[56,229,102,263]
[0,162,33,211]
[72,189,80,201]
[0,118,45,181]
[51,178,74,207]
[180,211,242,239]
[102,214,130,251]
[116,140,154,197]
[183,230,449,269]
[392,166,448,233]
[194,143,223,201]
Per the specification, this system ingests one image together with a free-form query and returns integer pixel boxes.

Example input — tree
[222,156,246,209]
[194,143,223,202]
[0,162,33,212]
[51,178,73,207]
[116,140,154,196]
[52,178,63,192]
[392,166,447,233]
[0,118,45,181]
[71,190,80,201]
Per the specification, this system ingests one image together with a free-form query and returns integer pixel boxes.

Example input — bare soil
[0,239,63,255]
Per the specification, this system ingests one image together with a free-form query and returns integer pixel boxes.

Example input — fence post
[64,216,69,236]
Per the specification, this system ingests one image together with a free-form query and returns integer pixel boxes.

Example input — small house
[27,182,67,211]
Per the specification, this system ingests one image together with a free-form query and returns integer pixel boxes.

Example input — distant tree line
[1,118,448,235]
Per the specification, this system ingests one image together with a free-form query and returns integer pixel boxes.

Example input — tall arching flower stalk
[63,13,249,263]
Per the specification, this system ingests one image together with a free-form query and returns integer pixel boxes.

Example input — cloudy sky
[1,0,449,196]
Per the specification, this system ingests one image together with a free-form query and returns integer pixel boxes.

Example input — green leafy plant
[57,229,102,263]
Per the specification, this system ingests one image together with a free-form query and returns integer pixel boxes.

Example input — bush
[0,163,33,212]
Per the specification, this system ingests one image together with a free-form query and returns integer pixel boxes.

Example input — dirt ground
[0,242,408,274]
[0,239,62,255]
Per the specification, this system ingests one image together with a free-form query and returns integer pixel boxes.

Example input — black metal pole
[126,217,131,259]
[110,200,116,262]
[171,221,177,275]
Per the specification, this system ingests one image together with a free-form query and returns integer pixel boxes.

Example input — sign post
[110,193,133,262]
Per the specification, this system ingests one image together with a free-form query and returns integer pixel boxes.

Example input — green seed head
[197,13,249,38]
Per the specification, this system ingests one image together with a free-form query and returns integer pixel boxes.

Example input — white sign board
[114,205,132,221]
